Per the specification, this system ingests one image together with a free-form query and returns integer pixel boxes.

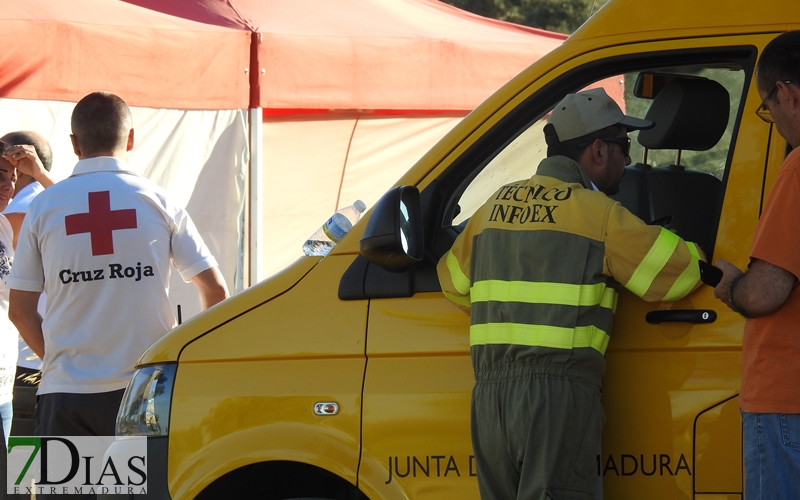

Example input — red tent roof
[0,0,250,109]
[123,0,567,111]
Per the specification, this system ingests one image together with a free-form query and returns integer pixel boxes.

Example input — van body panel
[141,256,319,364]
[762,127,790,208]
[361,293,474,498]
[167,358,364,499]
[178,256,366,362]
[165,255,367,496]
[693,396,742,493]
[571,0,800,41]
[602,351,742,497]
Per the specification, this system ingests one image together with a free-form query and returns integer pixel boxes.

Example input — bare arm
[2,145,55,188]
[190,266,229,310]
[5,212,23,249]
[9,289,45,359]
[3,145,56,248]
[713,258,796,317]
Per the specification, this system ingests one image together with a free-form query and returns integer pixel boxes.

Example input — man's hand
[713,258,796,317]
[713,259,743,311]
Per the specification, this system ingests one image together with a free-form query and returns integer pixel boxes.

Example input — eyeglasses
[755,80,792,123]
[579,136,631,156]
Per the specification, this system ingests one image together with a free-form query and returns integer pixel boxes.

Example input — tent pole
[248,107,263,286]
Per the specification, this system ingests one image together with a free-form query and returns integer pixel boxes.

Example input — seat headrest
[638,78,730,151]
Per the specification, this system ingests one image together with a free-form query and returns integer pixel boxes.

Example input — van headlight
[116,363,177,437]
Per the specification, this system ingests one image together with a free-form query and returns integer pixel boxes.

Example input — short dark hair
[0,131,53,172]
[0,141,9,156]
[757,31,800,97]
[71,92,132,157]
[545,123,624,162]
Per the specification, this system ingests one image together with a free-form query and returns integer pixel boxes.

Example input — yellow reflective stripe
[625,228,679,298]
[611,288,619,313]
[445,250,470,296]
[471,280,617,310]
[443,290,471,308]
[470,323,610,355]
[663,242,702,301]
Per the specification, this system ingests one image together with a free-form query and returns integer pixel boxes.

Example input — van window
[449,59,746,257]
[453,116,549,227]
[626,67,744,180]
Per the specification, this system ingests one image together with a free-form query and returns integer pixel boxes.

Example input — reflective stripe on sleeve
[625,227,679,298]
[663,241,702,301]
[471,280,617,311]
[443,290,471,308]
[470,322,610,355]
[445,250,471,296]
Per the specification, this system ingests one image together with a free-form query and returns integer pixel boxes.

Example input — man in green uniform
[437,88,704,499]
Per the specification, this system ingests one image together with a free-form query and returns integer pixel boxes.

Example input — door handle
[645,310,716,324]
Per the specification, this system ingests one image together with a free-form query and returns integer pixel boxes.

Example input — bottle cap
[354,200,366,213]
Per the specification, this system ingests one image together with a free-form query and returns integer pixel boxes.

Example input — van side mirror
[359,186,424,272]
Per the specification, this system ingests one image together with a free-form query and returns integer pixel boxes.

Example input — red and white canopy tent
[122,0,577,279]
[1,0,615,312]
[0,0,251,320]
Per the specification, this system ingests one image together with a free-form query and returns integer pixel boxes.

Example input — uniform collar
[71,156,133,176]
[535,155,594,190]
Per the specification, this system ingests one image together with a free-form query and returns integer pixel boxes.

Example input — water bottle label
[322,219,338,242]
[322,214,351,242]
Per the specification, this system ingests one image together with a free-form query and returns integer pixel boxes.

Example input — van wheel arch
[194,460,367,500]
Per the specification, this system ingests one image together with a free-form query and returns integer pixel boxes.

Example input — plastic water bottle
[302,200,367,256]
[337,200,367,227]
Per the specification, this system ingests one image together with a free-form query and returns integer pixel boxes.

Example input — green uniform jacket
[437,156,704,380]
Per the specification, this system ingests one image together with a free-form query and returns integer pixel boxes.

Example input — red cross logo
[65,191,138,256]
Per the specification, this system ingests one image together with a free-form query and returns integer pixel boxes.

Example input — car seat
[612,76,730,254]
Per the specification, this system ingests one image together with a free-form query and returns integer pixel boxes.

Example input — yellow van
[107,1,800,498]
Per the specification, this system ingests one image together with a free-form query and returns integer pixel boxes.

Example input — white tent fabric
[116,0,572,283]
[257,74,625,279]
[0,97,248,321]
[261,113,465,278]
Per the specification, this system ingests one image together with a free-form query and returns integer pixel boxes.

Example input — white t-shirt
[0,216,17,404]
[8,157,218,394]
[3,182,44,215]
[4,181,45,371]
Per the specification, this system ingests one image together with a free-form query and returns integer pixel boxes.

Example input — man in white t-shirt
[1,131,52,375]
[8,92,230,442]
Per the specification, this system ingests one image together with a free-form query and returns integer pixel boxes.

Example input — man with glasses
[437,88,705,500]
[713,30,800,500]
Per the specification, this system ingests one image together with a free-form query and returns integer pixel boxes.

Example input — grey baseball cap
[547,88,654,142]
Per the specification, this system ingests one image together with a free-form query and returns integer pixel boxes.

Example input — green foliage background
[442,0,610,34]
